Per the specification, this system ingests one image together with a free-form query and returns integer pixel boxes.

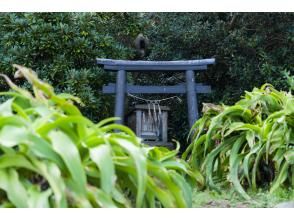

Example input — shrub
[0,13,142,122]
[0,65,201,208]
[183,84,294,199]
[140,13,294,143]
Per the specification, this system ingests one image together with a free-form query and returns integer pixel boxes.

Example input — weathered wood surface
[103,83,211,94]
[161,112,168,143]
[128,105,169,143]
[185,70,199,129]
[131,104,170,111]
[97,58,215,66]
[114,70,126,124]
[103,64,207,71]
[97,58,215,71]
[143,141,174,148]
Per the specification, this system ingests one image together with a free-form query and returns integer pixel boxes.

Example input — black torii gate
[97,58,215,129]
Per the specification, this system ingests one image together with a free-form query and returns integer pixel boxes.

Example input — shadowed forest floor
[192,187,294,208]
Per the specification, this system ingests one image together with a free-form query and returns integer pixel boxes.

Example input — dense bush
[0,65,201,208]
[0,13,142,122]
[183,83,293,199]
[141,13,294,143]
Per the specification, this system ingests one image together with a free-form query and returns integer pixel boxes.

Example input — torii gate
[97,58,215,129]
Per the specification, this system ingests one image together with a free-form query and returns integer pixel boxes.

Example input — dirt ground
[192,187,294,208]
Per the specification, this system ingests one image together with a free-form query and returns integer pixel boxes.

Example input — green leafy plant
[183,84,293,199]
[0,65,200,208]
[283,70,294,91]
[137,13,293,144]
[0,13,143,122]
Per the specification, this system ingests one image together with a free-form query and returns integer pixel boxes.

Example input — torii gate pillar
[185,70,199,128]
[114,70,127,124]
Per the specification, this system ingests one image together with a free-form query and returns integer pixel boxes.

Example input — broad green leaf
[0,116,27,127]
[273,147,287,171]
[0,169,28,208]
[243,144,260,187]
[37,115,93,135]
[110,137,147,207]
[0,154,37,171]
[11,102,30,120]
[190,134,207,169]
[33,105,53,117]
[96,117,120,128]
[29,157,67,207]
[27,186,52,208]
[162,160,188,172]
[224,122,244,137]
[252,144,266,191]
[26,134,66,170]
[148,144,179,162]
[0,125,28,147]
[246,130,255,149]
[169,170,192,207]
[270,161,289,193]
[265,122,279,163]
[89,144,116,194]
[147,162,186,207]
[0,145,15,154]
[111,187,131,207]
[146,177,176,208]
[48,130,87,196]
[101,124,137,137]
[0,98,13,116]
[203,137,235,191]
[186,169,205,187]
[284,150,294,164]
[229,136,251,200]
[285,97,294,115]
[87,187,117,208]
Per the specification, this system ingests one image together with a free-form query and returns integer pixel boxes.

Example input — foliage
[183,84,294,199]
[283,70,294,91]
[0,13,142,122]
[0,65,200,208]
[139,13,294,143]
[0,12,293,147]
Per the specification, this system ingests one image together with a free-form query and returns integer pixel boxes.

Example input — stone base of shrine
[142,141,174,149]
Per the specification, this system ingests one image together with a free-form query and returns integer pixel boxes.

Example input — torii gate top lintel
[97,58,216,129]
[96,58,215,71]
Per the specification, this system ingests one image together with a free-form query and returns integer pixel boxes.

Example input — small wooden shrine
[127,104,170,146]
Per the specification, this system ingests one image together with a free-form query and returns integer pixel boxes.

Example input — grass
[192,187,294,208]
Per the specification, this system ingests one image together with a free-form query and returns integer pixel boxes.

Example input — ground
[192,187,294,208]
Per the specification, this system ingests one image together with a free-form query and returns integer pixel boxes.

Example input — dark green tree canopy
[0,13,141,121]
[140,13,293,142]
[0,12,293,143]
